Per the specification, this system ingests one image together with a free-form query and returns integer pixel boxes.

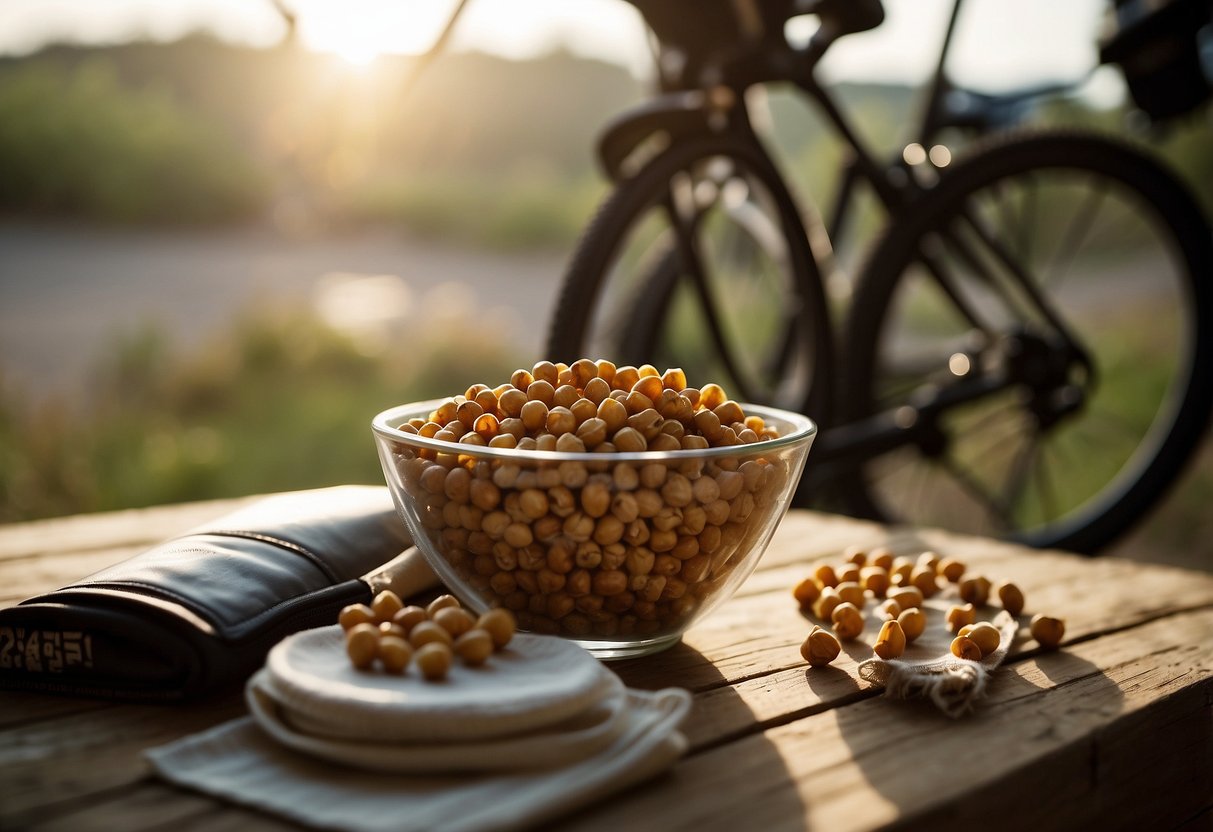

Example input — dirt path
[0,223,566,396]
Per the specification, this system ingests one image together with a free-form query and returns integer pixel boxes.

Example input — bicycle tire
[842,129,1213,553]
[546,132,834,423]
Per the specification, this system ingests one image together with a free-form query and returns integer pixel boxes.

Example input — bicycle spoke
[873,363,955,406]
[955,209,1093,368]
[872,446,930,484]
[1017,173,1037,265]
[875,337,984,405]
[952,410,1035,464]
[981,178,1031,267]
[1072,406,1150,449]
[901,455,938,526]
[937,453,1015,532]
[1001,425,1043,518]
[617,232,681,365]
[662,196,758,402]
[1032,445,1060,522]
[956,401,1029,436]
[764,317,799,391]
[1044,175,1108,289]
[988,180,1021,259]
[935,212,1037,324]
[914,232,996,335]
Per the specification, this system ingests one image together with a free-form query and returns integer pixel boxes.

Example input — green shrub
[0,305,525,522]
[0,59,266,223]
[339,175,604,251]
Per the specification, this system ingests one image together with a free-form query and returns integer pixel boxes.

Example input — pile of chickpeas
[388,359,791,641]
[795,546,1066,667]
[339,590,515,681]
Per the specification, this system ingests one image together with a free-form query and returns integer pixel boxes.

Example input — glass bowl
[373,400,816,659]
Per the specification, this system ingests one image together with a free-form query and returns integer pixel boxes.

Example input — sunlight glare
[333,41,379,67]
[294,0,458,66]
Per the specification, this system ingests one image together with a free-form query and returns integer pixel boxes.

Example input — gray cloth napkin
[145,628,691,832]
[857,606,1019,717]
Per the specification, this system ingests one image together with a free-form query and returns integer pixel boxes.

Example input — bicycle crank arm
[811,371,1012,467]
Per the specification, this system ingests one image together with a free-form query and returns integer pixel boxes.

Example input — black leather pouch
[0,486,415,701]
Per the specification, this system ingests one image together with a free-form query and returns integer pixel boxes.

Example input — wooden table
[2,495,1211,831]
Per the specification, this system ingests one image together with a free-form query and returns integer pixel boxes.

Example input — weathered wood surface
[1,496,1211,831]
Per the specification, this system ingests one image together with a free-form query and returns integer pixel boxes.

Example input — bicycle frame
[824,0,965,247]
[596,0,1097,470]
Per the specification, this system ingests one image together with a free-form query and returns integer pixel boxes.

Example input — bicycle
[545,0,1213,554]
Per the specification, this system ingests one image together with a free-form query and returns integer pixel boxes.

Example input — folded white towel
[146,628,692,832]
[261,627,620,743]
[246,667,633,774]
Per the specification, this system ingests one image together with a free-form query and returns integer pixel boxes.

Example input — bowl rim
[372,398,817,463]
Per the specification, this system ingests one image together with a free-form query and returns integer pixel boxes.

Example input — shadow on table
[596,641,806,828]
[824,635,1135,827]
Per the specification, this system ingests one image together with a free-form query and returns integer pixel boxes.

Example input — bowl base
[573,633,683,661]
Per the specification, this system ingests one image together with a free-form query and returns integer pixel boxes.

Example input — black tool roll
[0,486,415,701]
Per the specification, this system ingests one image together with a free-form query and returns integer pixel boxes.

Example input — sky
[0,0,1113,93]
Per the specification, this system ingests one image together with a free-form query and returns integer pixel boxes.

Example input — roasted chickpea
[478,608,516,649]
[945,603,977,633]
[454,629,495,666]
[958,621,1001,657]
[937,557,966,583]
[426,594,461,618]
[1030,614,1065,649]
[958,575,992,606]
[837,564,862,585]
[916,551,941,572]
[950,635,983,661]
[896,607,926,642]
[888,586,924,612]
[409,620,453,649]
[861,566,890,598]
[831,602,864,641]
[433,606,478,638]
[391,606,428,636]
[415,642,453,681]
[910,565,938,598]
[378,636,413,674]
[338,603,375,631]
[836,581,865,607]
[792,577,821,608]
[814,564,839,588]
[873,619,907,660]
[813,587,843,621]
[869,547,895,571]
[800,625,841,667]
[345,623,379,670]
[371,590,404,623]
[997,581,1026,617]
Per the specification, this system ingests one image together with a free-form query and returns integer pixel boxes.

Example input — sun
[308,26,384,67]
[331,40,380,67]
[296,0,458,68]
[300,12,388,67]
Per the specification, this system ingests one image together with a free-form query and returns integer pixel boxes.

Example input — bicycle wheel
[546,133,833,420]
[842,130,1213,553]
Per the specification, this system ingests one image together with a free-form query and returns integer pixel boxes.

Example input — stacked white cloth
[147,627,691,832]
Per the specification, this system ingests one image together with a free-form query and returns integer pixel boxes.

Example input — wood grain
[0,695,245,826]
[2,495,1211,832]
[0,496,258,562]
[566,607,1213,832]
